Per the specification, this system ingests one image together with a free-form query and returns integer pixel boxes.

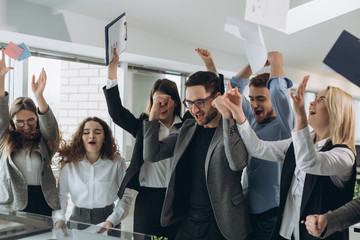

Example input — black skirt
[23,185,52,217]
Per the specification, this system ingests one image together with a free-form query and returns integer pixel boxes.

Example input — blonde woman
[212,77,356,240]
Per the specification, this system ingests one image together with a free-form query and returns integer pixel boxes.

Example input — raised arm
[0,48,14,97]
[230,64,254,123]
[267,51,294,135]
[195,48,217,73]
[103,48,142,137]
[215,83,290,161]
[31,69,59,145]
[0,48,11,139]
[32,69,49,114]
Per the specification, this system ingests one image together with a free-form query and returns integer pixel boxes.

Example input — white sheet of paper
[83,221,107,235]
[224,17,267,73]
[224,17,245,40]
[224,17,264,45]
[52,228,73,240]
[245,0,290,31]
[244,41,268,74]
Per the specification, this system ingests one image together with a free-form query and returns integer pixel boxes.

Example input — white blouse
[12,148,42,185]
[237,120,355,240]
[53,155,133,226]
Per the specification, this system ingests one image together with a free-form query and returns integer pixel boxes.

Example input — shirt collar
[311,132,330,148]
[81,155,105,166]
[159,115,182,129]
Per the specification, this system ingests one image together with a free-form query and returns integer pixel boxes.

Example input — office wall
[0,0,359,97]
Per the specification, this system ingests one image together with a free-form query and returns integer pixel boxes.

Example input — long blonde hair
[325,86,356,154]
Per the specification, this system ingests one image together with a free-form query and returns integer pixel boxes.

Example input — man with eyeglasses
[143,71,251,240]
[230,51,295,240]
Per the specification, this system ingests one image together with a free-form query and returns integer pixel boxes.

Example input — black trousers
[68,204,120,237]
[23,185,52,216]
[175,217,226,240]
[134,187,179,240]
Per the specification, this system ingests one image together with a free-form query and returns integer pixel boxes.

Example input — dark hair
[1,97,43,157]
[185,71,221,94]
[249,73,270,88]
[146,78,182,116]
[58,117,119,169]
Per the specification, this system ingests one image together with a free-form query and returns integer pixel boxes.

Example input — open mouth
[309,110,316,115]
[254,110,263,116]
[195,112,204,121]
[88,141,96,146]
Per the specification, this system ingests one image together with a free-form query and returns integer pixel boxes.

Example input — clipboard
[105,12,127,66]
[323,30,360,88]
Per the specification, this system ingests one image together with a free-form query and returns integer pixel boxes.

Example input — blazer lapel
[171,121,198,171]
[300,174,317,217]
[204,119,223,180]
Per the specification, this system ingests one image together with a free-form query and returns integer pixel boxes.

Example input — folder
[323,30,360,88]
[105,12,127,66]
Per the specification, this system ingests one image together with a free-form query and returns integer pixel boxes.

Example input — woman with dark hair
[53,117,133,234]
[0,48,61,216]
[103,49,183,239]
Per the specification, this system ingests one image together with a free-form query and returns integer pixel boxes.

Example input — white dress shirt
[106,78,181,188]
[237,121,355,240]
[12,148,42,185]
[53,155,133,226]
[139,115,181,188]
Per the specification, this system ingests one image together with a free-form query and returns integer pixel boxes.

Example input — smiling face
[186,85,219,127]
[249,86,276,124]
[12,110,38,139]
[82,120,105,156]
[308,89,330,130]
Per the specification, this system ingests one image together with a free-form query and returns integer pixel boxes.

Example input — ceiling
[23,0,360,83]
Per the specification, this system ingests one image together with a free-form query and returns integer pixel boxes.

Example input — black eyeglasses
[182,93,216,109]
[14,118,37,128]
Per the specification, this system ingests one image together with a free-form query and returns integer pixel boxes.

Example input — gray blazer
[322,197,360,238]
[143,118,251,240]
[0,93,61,211]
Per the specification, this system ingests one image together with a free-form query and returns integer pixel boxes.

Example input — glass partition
[0,210,153,240]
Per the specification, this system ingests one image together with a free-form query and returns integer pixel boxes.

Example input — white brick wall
[60,62,109,140]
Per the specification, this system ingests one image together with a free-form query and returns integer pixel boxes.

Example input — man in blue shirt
[231,51,294,240]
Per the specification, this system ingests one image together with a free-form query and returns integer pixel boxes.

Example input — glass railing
[0,210,153,240]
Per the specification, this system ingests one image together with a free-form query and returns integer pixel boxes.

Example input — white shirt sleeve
[106,157,133,226]
[292,126,355,186]
[106,78,118,89]
[236,120,291,162]
[52,165,69,223]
